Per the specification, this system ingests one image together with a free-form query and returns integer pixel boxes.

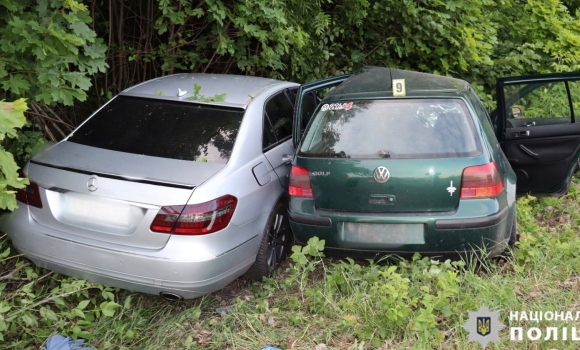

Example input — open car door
[292,74,350,148]
[494,72,580,194]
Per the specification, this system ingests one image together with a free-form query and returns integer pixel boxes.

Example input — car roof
[324,66,471,101]
[119,73,292,108]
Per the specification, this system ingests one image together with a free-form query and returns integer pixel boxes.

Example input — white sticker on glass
[320,102,353,112]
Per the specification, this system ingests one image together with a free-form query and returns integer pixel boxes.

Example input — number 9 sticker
[392,79,406,97]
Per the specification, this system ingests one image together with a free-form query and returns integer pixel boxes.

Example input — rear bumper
[290,207,509,230]
[288,211,331,227]
[288,196,515,257]
[1,207,264,299]
[433,207,508,230]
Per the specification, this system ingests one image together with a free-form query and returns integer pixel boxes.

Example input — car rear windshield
[299,99,482,159]
[68,96,244,163]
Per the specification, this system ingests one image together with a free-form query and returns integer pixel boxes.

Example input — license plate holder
[340,223,425,245]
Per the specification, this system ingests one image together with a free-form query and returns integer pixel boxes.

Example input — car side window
[262,116,277,150]
[262,89,295,150]
[301,92,318,130]
[503,81,572,128]
[466,91,497,140]
[286,88,297,106]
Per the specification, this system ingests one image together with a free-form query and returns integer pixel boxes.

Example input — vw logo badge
[87,176,99,192]
[373,166,390,183]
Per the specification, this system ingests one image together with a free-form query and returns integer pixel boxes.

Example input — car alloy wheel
[246,200,291,281]
[266,210,288,272]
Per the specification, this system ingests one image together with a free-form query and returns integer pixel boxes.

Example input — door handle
[519,145,539,160]
[282,154,293,164]
[511,130,530,137]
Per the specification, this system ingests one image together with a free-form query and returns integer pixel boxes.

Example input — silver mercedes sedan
[1,74,299,299]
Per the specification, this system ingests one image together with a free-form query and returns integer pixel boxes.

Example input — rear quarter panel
[463,90,517,205]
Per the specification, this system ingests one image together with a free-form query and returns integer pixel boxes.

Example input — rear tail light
[288,165,313,198]
[150,195,237,235]
[15,176,43,209]
[460,162,504,198]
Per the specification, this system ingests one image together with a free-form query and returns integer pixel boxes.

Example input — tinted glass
[301,92,318,130]
[286,87,298,106]
[503,81,572,127]
[466,89,497,138]
[265,92,293,141]
[299,99,481,159]
[262,116,277,149]
[69,96,244,163]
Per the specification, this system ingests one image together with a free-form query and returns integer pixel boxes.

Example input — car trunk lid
[26,143,226,249]
[295,98,487,213]
[298,158,480,213]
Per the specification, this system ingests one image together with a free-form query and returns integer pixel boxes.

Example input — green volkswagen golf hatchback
[288,66,580,257]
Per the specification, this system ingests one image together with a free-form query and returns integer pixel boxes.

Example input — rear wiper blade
[378,150,391,158]
[325,151,349,158]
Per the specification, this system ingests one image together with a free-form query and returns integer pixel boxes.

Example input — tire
[508,210,518,248]
[245,200,292,281]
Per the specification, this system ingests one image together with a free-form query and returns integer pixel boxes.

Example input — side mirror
[511,107,522,118]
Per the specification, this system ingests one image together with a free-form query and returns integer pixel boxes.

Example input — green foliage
[0,0,107,105]
[514,189,580,270]
[151,0,309,77]
[284,0,580,102]
[50,0,578,121]
[502,81,580,120]
[0,235,122,347]
[290,236,325,267]
[3,130,46,165]
[0,99,29,210]
[513,0,580,73]
[0,0,572,128]
[98,0,579,112]
[186,83,226,102]
[284,238,462,347]
[0,232,184,349]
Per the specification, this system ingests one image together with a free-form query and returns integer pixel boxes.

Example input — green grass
[4,177,580,349]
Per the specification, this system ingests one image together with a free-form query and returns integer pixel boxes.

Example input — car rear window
[299,99,481,159]
[68,96,244,163]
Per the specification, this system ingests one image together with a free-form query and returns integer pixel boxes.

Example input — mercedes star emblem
[87,176,99,192]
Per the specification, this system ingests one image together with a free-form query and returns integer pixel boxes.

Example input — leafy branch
[186,83,226,102]
[0,262,30,281]
[6,287,93,320]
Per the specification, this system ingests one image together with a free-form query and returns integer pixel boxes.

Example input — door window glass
[301,92,318,130]
[466,89,497,138]
[286,87,298,106]
[295,81,346,140]
[263,91,294,150]
[503,81,572,127]
[262,117,277,150]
